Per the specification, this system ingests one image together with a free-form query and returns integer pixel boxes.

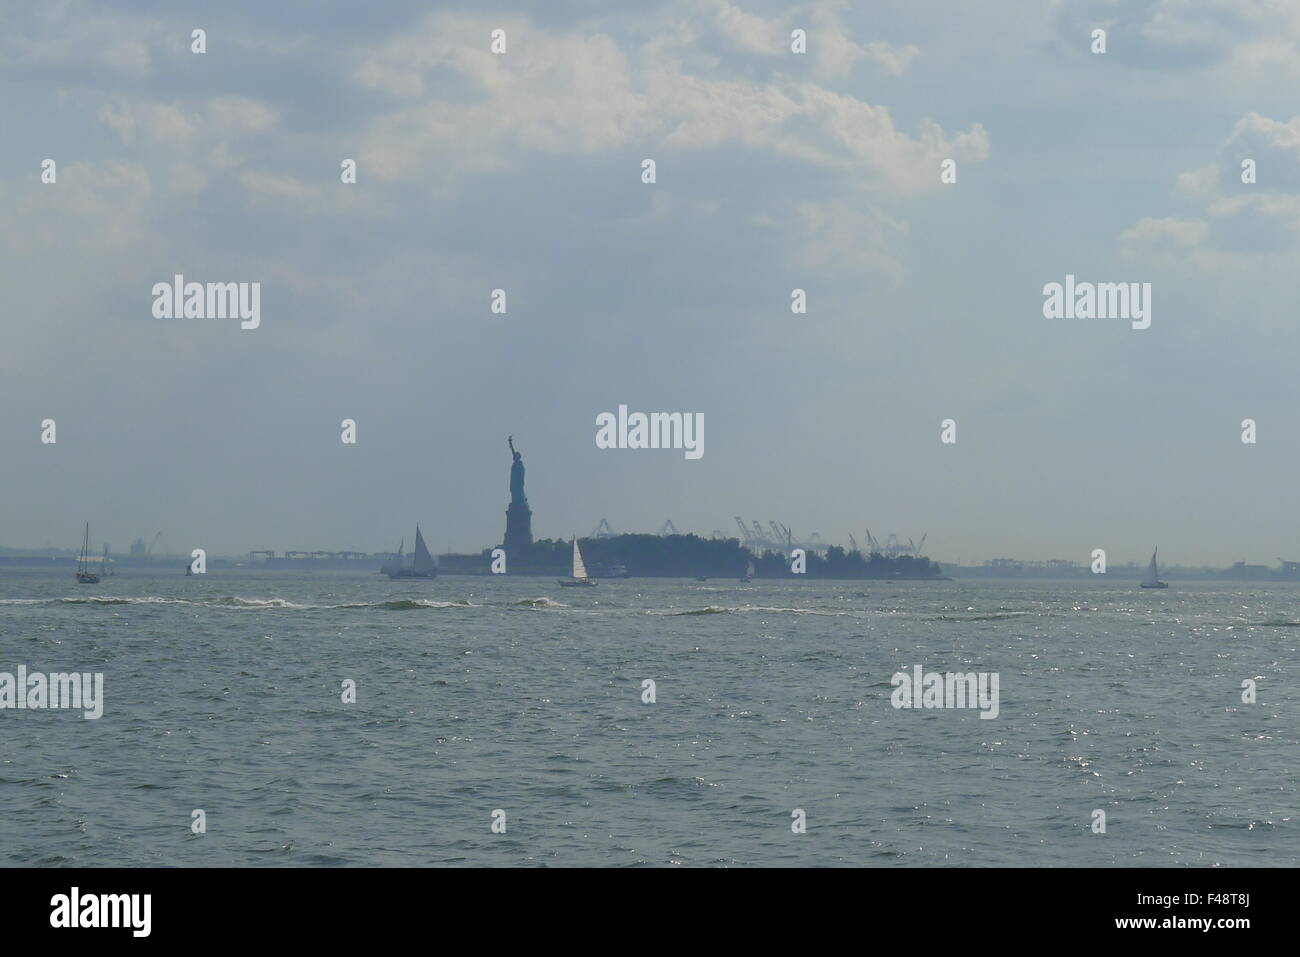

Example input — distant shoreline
[7,556,1300,584]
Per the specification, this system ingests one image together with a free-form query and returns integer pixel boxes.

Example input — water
[1,568,1295,866]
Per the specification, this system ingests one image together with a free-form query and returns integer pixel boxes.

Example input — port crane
[864,527,928,557]
[728,516,830,555]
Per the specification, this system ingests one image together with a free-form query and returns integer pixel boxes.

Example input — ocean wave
[513,597,567,608]
[338,599,474,611]
[668,605,847,617]
[46,596,192,606]
[921,611,1033,622]
[745,605,849,617]
[210,597,313,609]
[4,595,474,611]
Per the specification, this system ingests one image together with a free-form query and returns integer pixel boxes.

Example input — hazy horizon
[5,1,1300,566]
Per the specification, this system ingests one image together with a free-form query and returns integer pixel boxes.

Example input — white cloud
[804,1,920,78]
[790,200,907,281]
[1176,163,1218,198]
[1119,216,1209,247]
[0,2,165,77]
[862,41,921,76]
[710,0,783,55]
[350,11,979,195]
[91,96,281,201]
[1135,111,1300,260]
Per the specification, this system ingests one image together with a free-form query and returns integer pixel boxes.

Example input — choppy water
[1,567,1295,866]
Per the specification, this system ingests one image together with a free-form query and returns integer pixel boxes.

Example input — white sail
[572,538,588,579]
[413,526,435,573]
[1143,549,1159,586]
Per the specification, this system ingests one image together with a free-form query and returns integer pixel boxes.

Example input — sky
[2,0,1300,566]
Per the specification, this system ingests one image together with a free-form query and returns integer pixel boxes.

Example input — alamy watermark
[891,665,999,719]
[50,888,149,937]
[1,666,103,719]
[1042,274,1150,330]
[595,405,703,459]
[152,274,260,330]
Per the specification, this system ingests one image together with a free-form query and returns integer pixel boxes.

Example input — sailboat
[76,523,100,584]
[1140,547,1168,589]
[383,526,437,579]
[380,537,404,576]
[741,559,755,583]
[559,537,596,587]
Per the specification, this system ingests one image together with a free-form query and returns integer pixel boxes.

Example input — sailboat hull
[1140,582,1168,589]
[76,573,99,585]
[558,579,597,587]
[386,569,436,579]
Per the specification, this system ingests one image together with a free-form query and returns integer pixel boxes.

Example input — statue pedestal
[504,501,533,558]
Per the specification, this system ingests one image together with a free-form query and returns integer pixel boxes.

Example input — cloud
[790,200,908,281]
[350,10,979,196]
[0,2,165,78]
[710,0,784,55]
[805,1,919,78]
[659,0,922,78]
[1052,0,1300,80]
[98,96,277,148]
[88,95,281,203]
[1130,111,1300,260]
[862,41,921,76]
[1119,216,1209,247]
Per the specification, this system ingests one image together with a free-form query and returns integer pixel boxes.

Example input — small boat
[383,526,438,579]
[559,537,597,587]
[740,560,755,583]
[589,561,629,579]
[1140,547,1168,589]
[75,522,100,584]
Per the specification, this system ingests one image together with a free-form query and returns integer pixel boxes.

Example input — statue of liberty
[508,435,526,505]
[503,435,533,556]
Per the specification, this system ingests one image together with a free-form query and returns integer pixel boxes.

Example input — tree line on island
[469,533,944,579]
